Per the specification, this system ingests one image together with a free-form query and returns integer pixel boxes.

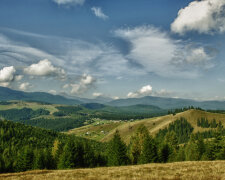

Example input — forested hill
[1,118,225,174]
[0,120,106,173]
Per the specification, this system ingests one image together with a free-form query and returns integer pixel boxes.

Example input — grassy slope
[0,101,58,114]
[1,161,225,180]
[68,109,225,143]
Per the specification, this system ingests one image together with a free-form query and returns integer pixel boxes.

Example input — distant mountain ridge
[1,86,225,110]
[107,96,225,110]
[0,86,81,105]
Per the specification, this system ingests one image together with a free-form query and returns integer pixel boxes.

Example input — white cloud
[0,82,10,87]
[0,66,16,82]
[115,26,214,78]
[93,92,103,97]
[52,0,85,6]
[91,7,108,20]
[24,59,65,78]
[171,0,225,34]
[127,85,153,98]
[113,96,120,100]
[186,47,211,65]
[70,74,95,95]
[48,89,57,95]
[19,82,30,91]
[15,75,23,81]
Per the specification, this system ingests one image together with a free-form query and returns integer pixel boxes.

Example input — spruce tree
[107,130,128,166]
[159,143,170,163]
[58,139,84,169]
[139,135,158,164]
[129,124,150,164]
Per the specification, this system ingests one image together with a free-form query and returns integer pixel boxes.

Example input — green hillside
[0,101,166,132]
[69,109,225,143]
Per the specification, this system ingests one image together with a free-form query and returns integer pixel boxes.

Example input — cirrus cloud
[91,7,109,20]
[115,26,215,78]
[52,0,85,6]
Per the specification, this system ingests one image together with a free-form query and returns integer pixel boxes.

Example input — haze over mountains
[1,86,225,110]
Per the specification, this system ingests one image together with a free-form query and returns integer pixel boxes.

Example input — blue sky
[0,0,225,100]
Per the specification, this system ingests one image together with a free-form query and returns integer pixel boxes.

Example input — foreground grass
[1,161,225,180]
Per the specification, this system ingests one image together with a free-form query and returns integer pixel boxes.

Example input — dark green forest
[1,117,225,173]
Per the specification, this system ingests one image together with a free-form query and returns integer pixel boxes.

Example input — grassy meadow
[1,161,225,180]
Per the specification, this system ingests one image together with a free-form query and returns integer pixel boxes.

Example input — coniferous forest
[1,116,225,173]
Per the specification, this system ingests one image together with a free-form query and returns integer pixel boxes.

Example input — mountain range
[1,86,225,110]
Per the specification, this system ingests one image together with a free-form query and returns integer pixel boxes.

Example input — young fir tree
[16,146,34,172]
[107,130,128,166]
[129,124,150,164]
[58,138,84,169]
[185,135,200,161]
[33,149,45,170]
[139,135,158,164]
[158,143,170,163]
[164,131,178,161]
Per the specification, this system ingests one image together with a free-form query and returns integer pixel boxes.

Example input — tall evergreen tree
[107,130,128,166]
[58,138,84,169]
[129,125,150,164]
[139,135,158,164]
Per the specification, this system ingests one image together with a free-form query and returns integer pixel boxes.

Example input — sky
[0,0,225,100]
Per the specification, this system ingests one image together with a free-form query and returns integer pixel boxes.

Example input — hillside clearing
[68,109,225,143]
[1,161,225,180]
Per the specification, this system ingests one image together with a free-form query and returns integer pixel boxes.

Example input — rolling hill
[68,109,225,143]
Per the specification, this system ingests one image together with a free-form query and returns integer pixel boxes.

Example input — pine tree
[107,130,128,166]
[58,138,84,169]
[129,125,149,164]
[159,143,170,163]
[33,149,45,169]
[16,146,34,172]
[185,135,200,161]
[139,135,158,164]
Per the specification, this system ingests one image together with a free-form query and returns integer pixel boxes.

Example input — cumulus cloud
[171,0,225,34]
[48,89,57,95]
[0,66,16,82]
[0,66,16,87]
[19,82,31,91]
[15,75,23,81]
[127,85,153,98]
[52,0,85,6]
[64,74,96,95]
[24,59,65,78]
[93,92,103,97]
[91,7,108,20]
[115,26,214,78]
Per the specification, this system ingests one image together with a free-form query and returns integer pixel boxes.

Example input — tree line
[0,118,225,173]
